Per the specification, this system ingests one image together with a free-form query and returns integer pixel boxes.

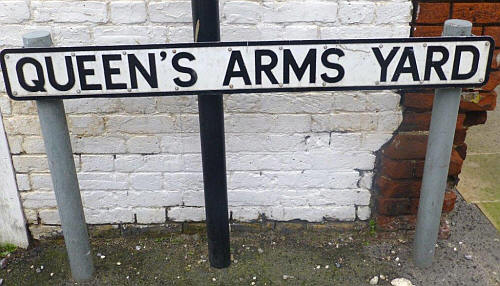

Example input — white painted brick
[126,136,161,154]
[130,173,163,190]
[168,207,205,222]
[377,111,403,131]
[32,1,107,23]
[127,191,183,207]
[182,191,204,206]
[338,1,375,24]
[39,209,60,225]
[221,24,282,41]
[82,191,127,209]
[21,192,56,209]
[0,95,12,115]
[106,115,177,134]
[72,136,126,154]
[111,1,147,24]
[356,206,371,221]
[164,172,203,191]
[269,206,355,222]
[156,96,197,113]
[332,92,401,112]
[115,154,184,172]
[4,116,40,135]
[30,174,53,191]
[167,25,193,43]
[283,25,319,40]
[262,1,338,23]
[228,170,359,189]
[223,1,261,24]
[149,1,192,23]
[21,136,45,154]
[0,75,6,93]
[136,208,165,224]
[7,135,23,154]
[24,209,38,224]
[16,174,30,191]
[321,25,410,39]
[160,134,201,154]
[230,207,262,221]
[94,26,167,45]
[0,1,30,23]
[12,155,48,173]
[81,155,114,172]
[359,172,374,189]
[11,100,37,114]
[224,93,347,114]
[68,116,105,136]
[118,98,157,114]
[52,26,91,46]
[315,189,371,206]
[311,113,377,132]
[64,98,121,114]
[375,2,413,24]
[84,208,135,224]
[225,114,311,133]
[362,133,394,151]
[77,173,128,190]
[181,154,202,172]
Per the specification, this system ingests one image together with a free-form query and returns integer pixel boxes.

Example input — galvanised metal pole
[414,19,472,267]
[23,31,95,281]
[191,0,231,268]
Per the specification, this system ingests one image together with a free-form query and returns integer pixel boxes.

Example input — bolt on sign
[0,37,494,100]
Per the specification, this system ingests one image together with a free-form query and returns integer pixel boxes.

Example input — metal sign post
[191,0,231,268]
[414,19,473,267]
[22,31,94,281]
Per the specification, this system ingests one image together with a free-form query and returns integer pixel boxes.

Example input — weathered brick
[482,71,500,91]
[413,25,481,37]
[452,3,500,24]
[463,111,487,127]
[455,143,467,160]
[376,176,421,198]
[400,112,465,131]
[382,133,428,160]
[492,49,500,69]
[483,26,500,48]
[415,3,450,24]
[459,91,497,111]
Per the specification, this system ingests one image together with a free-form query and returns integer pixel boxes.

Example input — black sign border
[1,36,495,101]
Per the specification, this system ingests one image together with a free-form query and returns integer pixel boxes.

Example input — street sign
[1,37,494,100]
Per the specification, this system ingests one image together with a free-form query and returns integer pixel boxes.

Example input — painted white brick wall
[0,0,411,231]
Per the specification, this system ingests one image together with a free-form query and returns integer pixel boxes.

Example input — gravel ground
[0,194,498,286]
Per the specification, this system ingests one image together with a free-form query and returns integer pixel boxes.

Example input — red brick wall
[375,1,499,231]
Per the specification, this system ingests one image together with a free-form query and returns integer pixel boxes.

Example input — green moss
[0,243,17,258]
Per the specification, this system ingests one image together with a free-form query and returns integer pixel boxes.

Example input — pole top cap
[443,19,472,36]
[23,30,52,48]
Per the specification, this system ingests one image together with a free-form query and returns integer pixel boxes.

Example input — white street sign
[1,37,494,100]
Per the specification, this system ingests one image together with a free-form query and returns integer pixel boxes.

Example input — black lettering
[128,53,158,89]
[172,52,197,87]
[321,48,345,83]
[45,56,75,91]
[223,50,251,86]
[255,49,278,85]
[392,47,420,82]
[16,57,45,92]
[76,55,102,90]
[103,54,127,90]
[451,45,479,80]
[424,46,449,81]
[283,49,316,84]
[372,47,399,82]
